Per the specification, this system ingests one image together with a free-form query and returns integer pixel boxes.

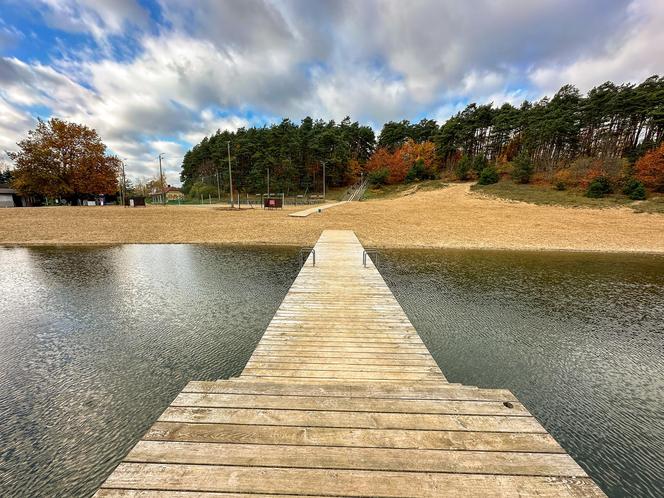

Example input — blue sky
[1,0,663,184]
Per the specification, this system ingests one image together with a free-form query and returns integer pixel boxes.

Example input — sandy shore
[1,184,663,252]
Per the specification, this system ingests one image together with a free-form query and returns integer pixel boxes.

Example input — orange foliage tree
[366,140,437,184]
[9,118,120,200]
[634,143,664,192]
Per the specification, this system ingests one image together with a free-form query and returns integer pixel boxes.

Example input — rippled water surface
[0,245,299,497]
[1,245,663,497]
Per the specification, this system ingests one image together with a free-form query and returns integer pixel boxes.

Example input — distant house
[0,184,29,207]
[0,185,14,207]
[164,186,184,201]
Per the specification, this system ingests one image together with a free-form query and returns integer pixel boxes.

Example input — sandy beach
[1,184,663,253]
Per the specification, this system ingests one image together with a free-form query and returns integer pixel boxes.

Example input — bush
[585,176,613,198]
[512,151,534,184]
[368,168,389,186]
[405,158,435,183]
[622,178,647,200]
[554,181,566,191]
[478,166,499,185]
[472,155,488,175]
[455,155,471,181]
[555,156,626,189]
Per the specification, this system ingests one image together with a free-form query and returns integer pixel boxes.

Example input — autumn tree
[9,118,119,201]
[634,142,664,192]
[366,140,437,184]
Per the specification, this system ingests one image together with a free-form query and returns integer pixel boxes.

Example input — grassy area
[363,179,449,200]
[471,181,664,214]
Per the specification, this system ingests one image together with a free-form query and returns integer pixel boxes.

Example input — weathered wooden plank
[96,491,317,497]
[144,422,564,452]
[244,362,442,373]
[248,351,435,360]
[171,393,529,415]
[240,375,448,384]
[240,368,442,381]
[253,345,431,354]
[184,380,514,402]
[260,335,426,344]
[158,407,545,432]
[125,441,587,477]
[101,464,603,497]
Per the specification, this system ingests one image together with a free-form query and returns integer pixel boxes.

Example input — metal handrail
[299,247,316,267]
[363,249,379,267]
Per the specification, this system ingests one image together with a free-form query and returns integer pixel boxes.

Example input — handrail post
[299,247,316,267]
[363,249,378,267]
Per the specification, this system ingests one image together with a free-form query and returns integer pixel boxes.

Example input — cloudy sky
[1,0,663,184]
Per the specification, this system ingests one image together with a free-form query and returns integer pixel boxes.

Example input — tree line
[430,76,664,168]
[5,75,663,203]
[181,117,375,197]
[182,75,664,196]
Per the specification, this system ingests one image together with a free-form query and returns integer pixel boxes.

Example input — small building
[0,186,14,207]
[0,184,30,207]
[164,186,184,201]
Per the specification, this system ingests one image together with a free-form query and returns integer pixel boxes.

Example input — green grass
[471,181,664,214]
[363,179,449,200]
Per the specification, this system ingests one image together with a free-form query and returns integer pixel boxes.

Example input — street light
[227,141,233,208]
[158,153,166,204]
[121,158,128,207]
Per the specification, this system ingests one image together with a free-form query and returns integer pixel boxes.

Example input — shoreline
[3,240,664,256]
[2,184,663,254]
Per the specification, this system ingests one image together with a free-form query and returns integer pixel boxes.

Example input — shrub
[586,176,613,198]
[634,142,664,192]
[478,166,499,185]
[472,155,488,175]
[554,181,566,191]
[405,158,435,183]
[455,155,471,181]
[368,168,389,186]
[512,151,534,184]
[622,178,647,200]
[559,156,626,189]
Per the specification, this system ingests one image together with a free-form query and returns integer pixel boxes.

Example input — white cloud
[529,0,664,94]
[1,0,663,184]
[36,0,148,40]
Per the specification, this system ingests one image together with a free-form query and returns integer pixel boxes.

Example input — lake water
[0,245,663,497]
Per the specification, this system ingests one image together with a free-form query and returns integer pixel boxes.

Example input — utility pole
[121,159,127,207]
[227,141,233,208]
[158,153,165,204]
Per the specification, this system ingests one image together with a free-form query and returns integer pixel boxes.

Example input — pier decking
[96,230,604,497]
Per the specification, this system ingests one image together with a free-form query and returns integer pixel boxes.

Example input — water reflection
[0,245,298,497]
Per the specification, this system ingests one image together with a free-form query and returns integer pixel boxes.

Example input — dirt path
[1,183,663,252]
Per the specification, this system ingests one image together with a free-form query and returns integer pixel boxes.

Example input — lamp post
[158,153,166,204]
[121,158,127,207]
[227,141,233,208]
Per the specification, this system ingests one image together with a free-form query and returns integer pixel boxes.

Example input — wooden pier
[96,230,604,497]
